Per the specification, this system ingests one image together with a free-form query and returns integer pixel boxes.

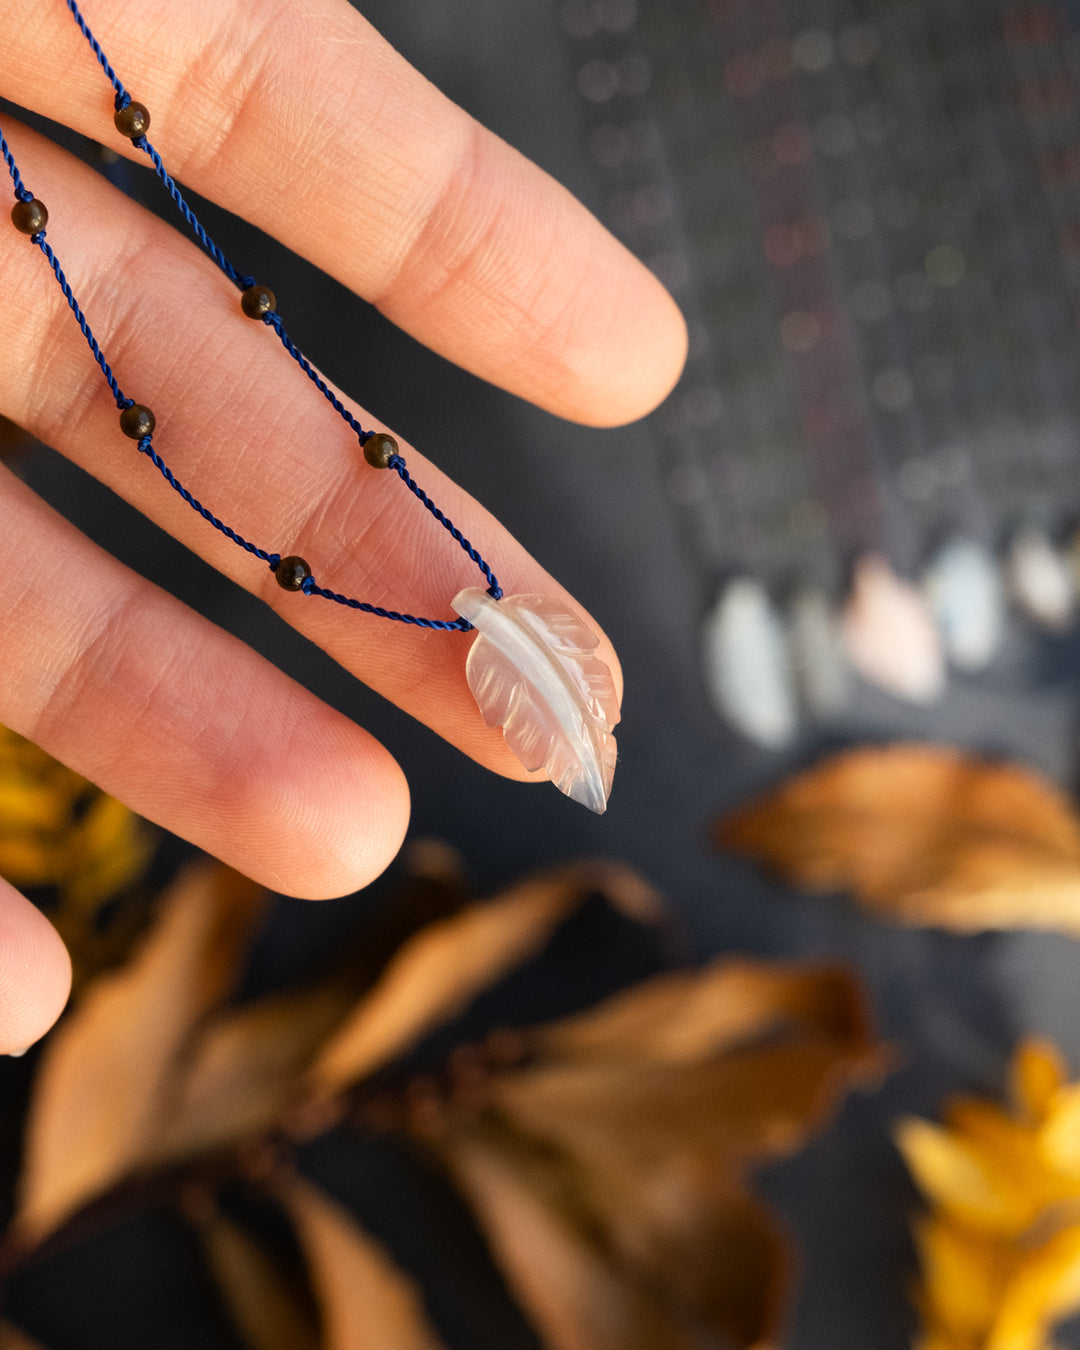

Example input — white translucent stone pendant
[453,589,620,814]
[841,554,946,703]
[923,539,1004,672]
[701,578,797,749]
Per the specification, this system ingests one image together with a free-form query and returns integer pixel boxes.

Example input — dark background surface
[8,1,1080,1346]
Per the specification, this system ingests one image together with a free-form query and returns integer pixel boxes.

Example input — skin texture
[0,0,687,1051]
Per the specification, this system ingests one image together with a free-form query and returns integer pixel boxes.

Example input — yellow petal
[64,794,153,909]
[913,1215,1011,1337]
[1011,1040,1068,1124]
[987,1226,1080,1350]
[1040,1085,1080,1179]
[895,1118,1039,1234]
[0,779,69,831]
[0,837,65,888]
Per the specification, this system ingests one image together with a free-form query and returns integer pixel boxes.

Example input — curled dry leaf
[531,958,868,1065]
[197,1208,320,1350]
[278,1175,447,1350]
[15,862,266,1243]
[309,862,663,1094]
[716,744,1080,933]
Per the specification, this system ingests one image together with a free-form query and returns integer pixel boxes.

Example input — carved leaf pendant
[453,589,621,814]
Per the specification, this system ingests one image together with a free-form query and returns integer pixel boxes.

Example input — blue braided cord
[134,138,246,288]
[35,236,129,408]
[298,577,473,631]
[137,437,275,561]
[0,127,33,201]
[66,0,128,101]
[266,314,368,439]
[389,457,503,600]
[68,1,242,288]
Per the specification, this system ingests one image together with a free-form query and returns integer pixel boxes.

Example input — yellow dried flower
[0,725,151,907]
[898,1038,1080,1350]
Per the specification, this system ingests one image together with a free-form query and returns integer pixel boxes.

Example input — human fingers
[0,877,71,1053]
[1,466,411,900]
[1,122,616,798]
[2,0,686,426]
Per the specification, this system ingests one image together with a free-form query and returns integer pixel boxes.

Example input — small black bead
[240,284,276,319]
[274,556,312,591]
[119,404,156,439]
[11,199,47,235]
[113,101,151,140]
[363,432,399,469]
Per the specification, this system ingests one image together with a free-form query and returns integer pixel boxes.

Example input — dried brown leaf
[490,1039,880,1178]
[150,978,358,1165]
[441,1127,709,1350]
[0,1323,48,1350]
[198,1209,320,1350]
[717,744,1080,932]
[498,959,879,1172]
[310,862,662,1092]
[531,958,867,1066]
[278,1175,447,1350]
[16,862,265,1241]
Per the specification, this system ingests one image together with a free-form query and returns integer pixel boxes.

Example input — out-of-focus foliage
[0,725,154,983]
[897,1039,1080,1350]
[0,833,882,1349]
[717,744,1080,933]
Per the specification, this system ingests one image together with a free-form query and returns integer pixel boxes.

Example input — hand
[0,0,687,1050]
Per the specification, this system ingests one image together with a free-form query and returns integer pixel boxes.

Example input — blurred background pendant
[841,555,946,705]
[923,539,1004,673]
[1006,526,1076,631]
[702,578,797,750]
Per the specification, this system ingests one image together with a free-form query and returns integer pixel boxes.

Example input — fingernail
[5,1047,30,1058]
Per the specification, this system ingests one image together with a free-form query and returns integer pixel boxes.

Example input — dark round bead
[363,432,399,469]
[240,284,276,319]
[10,198,47,235]
[119,404,156,439]
[113,101,151,140]
[274,556,312,591]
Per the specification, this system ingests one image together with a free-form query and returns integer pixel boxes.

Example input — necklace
[3,0,620,813]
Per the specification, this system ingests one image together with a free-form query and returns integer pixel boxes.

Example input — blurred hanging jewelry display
[2,0,620,812]
[559,0,1080,749]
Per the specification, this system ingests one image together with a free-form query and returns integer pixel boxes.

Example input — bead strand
[0,2,505,630]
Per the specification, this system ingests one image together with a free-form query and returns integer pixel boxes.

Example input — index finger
[2,0,687,426]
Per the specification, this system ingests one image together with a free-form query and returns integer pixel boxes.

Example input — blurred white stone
[841,554,946,703]
[923,539,1004,672]
[1007,527,1075,630]
[702,578,798,749]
